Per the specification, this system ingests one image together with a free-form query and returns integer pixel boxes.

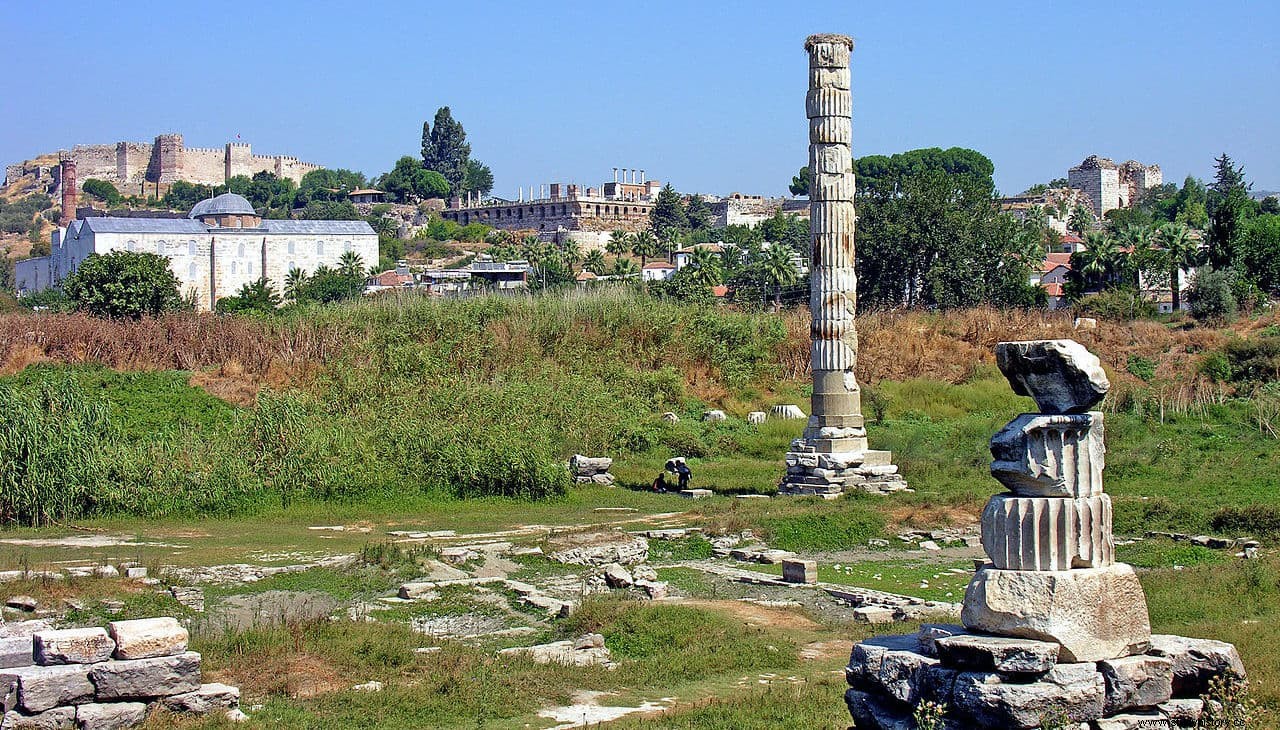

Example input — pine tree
[421,107,472,194]
[1206,153,1253,268]
[649,184,688,242]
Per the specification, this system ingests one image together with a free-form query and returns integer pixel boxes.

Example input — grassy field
[1,293,1278,727]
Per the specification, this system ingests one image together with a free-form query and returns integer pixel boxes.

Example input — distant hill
[1251,190,1278,201]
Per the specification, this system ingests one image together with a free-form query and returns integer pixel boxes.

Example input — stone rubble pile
[569,455,615,486]
[843,339,1247,729]
[1,617,244,729]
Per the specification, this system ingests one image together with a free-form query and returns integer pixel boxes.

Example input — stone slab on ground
[1146,634,1246,697]
[679,489,712,499]
[88,652,201,700]
[160,683,240,714]
[933,633,1059,674]
[961,564,1151,662]
[32,630,114,666]
[497,640,614,668]
[106,618,187,661]
[73,702,147,730]
[781,559,818,584]
[1092,709,1169,730]
[0,664,95,713]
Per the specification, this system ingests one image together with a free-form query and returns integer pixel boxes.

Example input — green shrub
[1187,268,1238,323]
[1199,351,1233,382]
[1126,355,1156,382]
[1210,505,1280,537]
[1076,288,1157,321]
[764,506,886,552]
[1222,336,1280,384]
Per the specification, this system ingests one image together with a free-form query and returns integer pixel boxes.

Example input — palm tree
[1160,222,1199,312]
[559,238,583,270]
[631,231,659,268]
[583,250,607,275]
[284,267,306,301]
[1078,232,1120,290]
[606,230,630,258]
[686,247,723,287]
[610,257,638,279]
[338,251,365,279]
[761,244,800,308]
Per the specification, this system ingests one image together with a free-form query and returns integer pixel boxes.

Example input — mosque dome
[188,193,256,219]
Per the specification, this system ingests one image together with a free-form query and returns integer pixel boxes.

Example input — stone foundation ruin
[843,339,1246,728]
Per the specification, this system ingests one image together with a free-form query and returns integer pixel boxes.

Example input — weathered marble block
[32,630,114,666]
[995,340,1111,415]
[1146,634,1246,697]
[88,652,201,700]
[980,494,1114,571]
[950,663,1105,729]
[990,413,1105,497]
[0,706,76,729]
[107,618,188,661]
[1098,654,1175,715]
[0,637,34,670]
[74,702,147,730]
[961,564,1151,663]
[933,633,1060,674]
[0,664,94,713]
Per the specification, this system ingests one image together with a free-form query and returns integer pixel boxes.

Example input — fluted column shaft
[804,34,863,453]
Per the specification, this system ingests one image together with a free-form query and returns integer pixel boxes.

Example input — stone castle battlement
[3,134,324,195]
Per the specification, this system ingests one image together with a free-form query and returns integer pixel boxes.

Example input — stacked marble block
[1,617,243,729]
[569,455,615,486]
[844,340,1246,729]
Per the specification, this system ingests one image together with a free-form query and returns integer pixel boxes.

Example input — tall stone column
[780,35,906,497]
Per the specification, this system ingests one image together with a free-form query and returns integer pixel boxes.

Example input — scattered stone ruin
[1,617,244,728]
[843,339,1246,729]
[779,34,907,498]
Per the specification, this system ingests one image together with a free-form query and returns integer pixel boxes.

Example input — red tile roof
[643,261,675,270]
[711,285,729,297]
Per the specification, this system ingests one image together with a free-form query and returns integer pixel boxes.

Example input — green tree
[761,243,800,307]
[81,179,121,206]
[583,250,607,275]
[163,181,217,211]
[421,107,472,193]
[610,257,638,279]
[380,156,450,203]
[789,166,811,196]
[606,229,630,257]
[1158,222,1201,311]
[338,251,365,279]
[1072,232,1123,291]
[1186,267,1238,323]
[685,247,723,287]
[283,267,306,302]
[648,184,688,242]
[62,251,185,319]
[298,200,360,220]
[1068,204,1095,235]
[461,159,494,197]
[1206,153,1255,268]
[1234,214,1280,296]
[630,231,660,268]
[855,149,1038,308]
[685,194,714,230]
[294,168,368,206]
[216,277,281,313]
[295,267,364,304]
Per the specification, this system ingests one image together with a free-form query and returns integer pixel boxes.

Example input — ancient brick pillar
[59,156,77,226]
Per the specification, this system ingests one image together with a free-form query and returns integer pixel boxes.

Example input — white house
[16,193,378,310]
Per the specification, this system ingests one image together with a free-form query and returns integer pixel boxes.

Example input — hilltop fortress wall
[4,134,322,193]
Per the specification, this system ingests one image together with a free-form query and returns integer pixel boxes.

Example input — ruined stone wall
[274,157,321,184]
[115,142,151,188]
[1068,167,1122,217]
[182,147,225,184]
[69,145,119,184]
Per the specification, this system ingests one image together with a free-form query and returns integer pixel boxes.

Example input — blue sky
[3,1,1277,198]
